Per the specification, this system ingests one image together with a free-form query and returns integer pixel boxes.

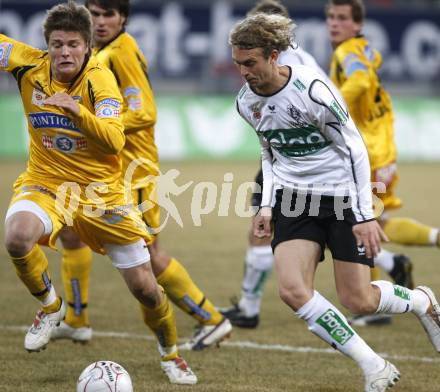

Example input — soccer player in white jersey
[229,12,440,391]
[222,0,413,329]
[221,0,328,329]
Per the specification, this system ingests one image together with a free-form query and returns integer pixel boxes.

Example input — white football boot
[51,321,92,343]
[414,286,440,352]
[179,317,232,351]
[160,356,197,385]
[364,361,400,392]
[24,298,66,352]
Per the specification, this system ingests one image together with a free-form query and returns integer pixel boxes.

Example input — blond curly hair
[229,13,295,58]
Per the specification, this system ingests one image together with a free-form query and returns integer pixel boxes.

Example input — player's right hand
[352,219,388,258]
[253,206,272,238]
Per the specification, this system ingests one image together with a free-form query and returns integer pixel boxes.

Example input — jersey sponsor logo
[123,86,141,97]
[42,133,88,153]
[316,309,354,345]
[95,98,121,118]
[287,104,309,128]
[128,97,142,110]
[293,78,306,92]
[329,100,348,125]
[268,105,276,113]
[96,105,120,118]
[55,135,75,152]
[0,42,13,68]
[29,112,81,132]
[262,126,332,157]
[95,98,121,109]
[373,163,397,187]
[343,53,368,77]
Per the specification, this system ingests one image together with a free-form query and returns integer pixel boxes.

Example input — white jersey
[236,65,374,222]
[278,45,327,79]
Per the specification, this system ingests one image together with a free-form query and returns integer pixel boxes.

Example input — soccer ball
[76,361,133,392]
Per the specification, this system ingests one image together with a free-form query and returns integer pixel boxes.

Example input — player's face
[89,4,126,47]
[232,47,277,94]
[48,30,89,83]
[326,5,361,47]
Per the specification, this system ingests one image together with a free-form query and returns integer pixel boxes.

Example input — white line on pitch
[2,325,439,364]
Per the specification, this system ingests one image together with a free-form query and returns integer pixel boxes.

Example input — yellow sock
[157,258,222,325]
[140,288,178,360]
[62,246,93,328]
[384,217,437,246]
[370,266,380,281]
[11,245,59,309]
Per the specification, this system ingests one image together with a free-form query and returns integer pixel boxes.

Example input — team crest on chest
[31,88,46,106]
[287,104,308,128]
[249,101,263,121]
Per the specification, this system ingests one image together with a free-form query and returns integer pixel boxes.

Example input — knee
[5,225,36,256]
[338,291,377,315]
[59,228,84,249]
[131,281,161,308]
[278,284,312,312]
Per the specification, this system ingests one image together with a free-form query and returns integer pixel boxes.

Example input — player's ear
[270,50,279,65]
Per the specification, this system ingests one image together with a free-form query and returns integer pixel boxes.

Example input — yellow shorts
[6,182,153,255]
[371,162,402,213]
[131,182,160,239]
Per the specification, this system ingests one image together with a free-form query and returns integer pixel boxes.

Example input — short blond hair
[229,13,295,58]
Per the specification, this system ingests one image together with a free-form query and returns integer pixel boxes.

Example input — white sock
[374,249,395,273]
[239,246,273,317]
[372,280,430,315]
[41,286,57,307]
[429,228,439,245]
[296,291,385,375]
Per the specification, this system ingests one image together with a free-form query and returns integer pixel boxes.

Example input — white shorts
[104,239,151,269]
[5,199,53,235]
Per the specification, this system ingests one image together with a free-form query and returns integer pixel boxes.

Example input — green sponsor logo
[293,78,306,92]
[394,286,410,301]
[316,309,354,345]
[262,126,331,157]
[329,100,348,125]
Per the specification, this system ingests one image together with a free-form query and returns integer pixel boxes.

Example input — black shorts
[271,189,374,266]
[251,169,263,207]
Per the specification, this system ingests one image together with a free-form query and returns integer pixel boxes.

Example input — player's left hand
[352,220,388,259]
[45,92,80,117]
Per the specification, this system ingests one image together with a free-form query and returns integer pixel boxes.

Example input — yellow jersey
[0,34,125,204]
[330,36,396,171]
[93,32,159,189]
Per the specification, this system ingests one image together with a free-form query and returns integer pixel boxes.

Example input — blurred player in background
[2,1,197,384]
[326,0,440,325]
[51,0,232,352]
[230,11,440,391]
[221,0,412,330]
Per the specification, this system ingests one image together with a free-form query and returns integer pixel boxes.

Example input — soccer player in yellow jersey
[326,0,440,325]
[2,1,196,384]
[51,0,232,350]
